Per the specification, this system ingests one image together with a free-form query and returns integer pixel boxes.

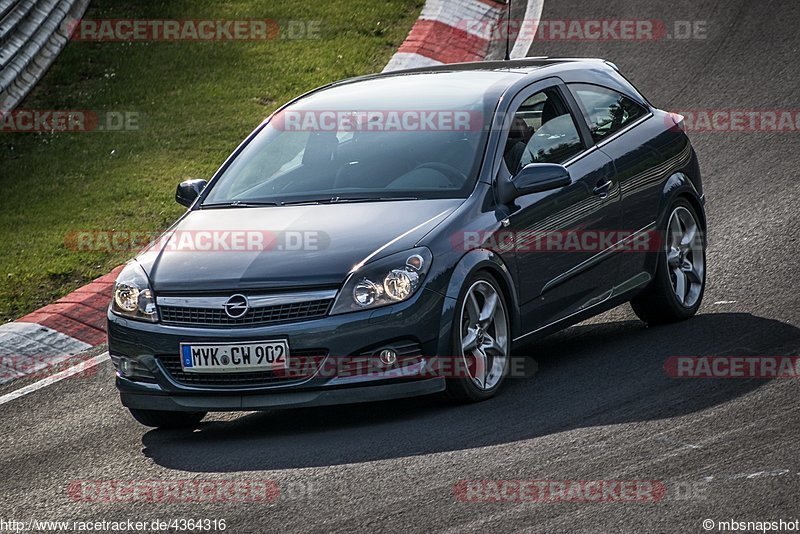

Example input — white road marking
[0,352,109,406]
[706,470,794,482]
[731,469,790,480]
[713,300,738,305]
[510,0,545,59]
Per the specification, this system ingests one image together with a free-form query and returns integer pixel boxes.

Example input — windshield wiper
[203,197,420,208]
[202,200,280,209]
[281,196,419,206]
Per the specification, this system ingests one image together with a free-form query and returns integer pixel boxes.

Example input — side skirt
[511,274,652,348]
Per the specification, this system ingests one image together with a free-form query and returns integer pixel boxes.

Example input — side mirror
[175,179,208,208]
[498,163,571,203]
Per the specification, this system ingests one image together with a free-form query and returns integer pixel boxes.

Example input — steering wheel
[412,162,467,187]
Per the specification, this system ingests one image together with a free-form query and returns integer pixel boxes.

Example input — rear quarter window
[569,83,649,143]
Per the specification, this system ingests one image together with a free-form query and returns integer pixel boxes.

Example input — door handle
[593,179,613,196]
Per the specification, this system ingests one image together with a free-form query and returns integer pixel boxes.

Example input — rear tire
[631,198,706,324]
[444,272,511,403]
[128,408,206,429]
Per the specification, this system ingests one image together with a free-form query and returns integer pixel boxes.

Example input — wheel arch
[642,172,707,278]
[435,249,521,356]
[658,172,707,233]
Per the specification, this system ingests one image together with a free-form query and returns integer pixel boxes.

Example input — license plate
[180,340,289,373]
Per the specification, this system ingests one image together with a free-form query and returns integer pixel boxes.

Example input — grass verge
[0,0,422,322]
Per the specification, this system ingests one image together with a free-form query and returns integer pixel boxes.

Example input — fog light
[110,354,156,383]
[119,358,135,377]
[378,349,398,366]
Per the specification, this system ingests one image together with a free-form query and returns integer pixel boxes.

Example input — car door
[497,80,621,335]
[567,82,668,287]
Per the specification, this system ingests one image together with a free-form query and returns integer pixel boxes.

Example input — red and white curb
[1,0,541,387]
[0,266,121,385]
[0,322,90,383]
[384,0,506,72]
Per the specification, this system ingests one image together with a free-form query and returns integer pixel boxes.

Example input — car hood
[137,199,460,292]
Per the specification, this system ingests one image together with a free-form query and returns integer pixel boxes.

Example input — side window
[505,87,585,174]
[569,83,648,142]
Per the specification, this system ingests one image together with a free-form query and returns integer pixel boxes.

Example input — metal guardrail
[0,0,89,111]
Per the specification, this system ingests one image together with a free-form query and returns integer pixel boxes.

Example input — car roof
[274,57,647,122]
[316,57,626,101]
[335,57,619,85]
[380,57,617,76]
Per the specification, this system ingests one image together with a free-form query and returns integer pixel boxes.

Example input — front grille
[157,349,328,388]
[159,299,332,327]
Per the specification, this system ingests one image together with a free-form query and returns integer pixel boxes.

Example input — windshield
[202,75,493,205]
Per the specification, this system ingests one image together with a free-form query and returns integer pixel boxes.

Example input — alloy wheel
[459,280,509,390]
[666,206,705,308]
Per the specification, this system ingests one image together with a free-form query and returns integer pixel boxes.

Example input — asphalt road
[2,1,799,532]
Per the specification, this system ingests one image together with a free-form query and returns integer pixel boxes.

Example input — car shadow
[141,312,800,472]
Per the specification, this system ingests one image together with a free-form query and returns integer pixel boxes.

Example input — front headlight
[111,261,158,322]
[330,247,433,315]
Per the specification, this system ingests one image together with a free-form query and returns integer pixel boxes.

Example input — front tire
[631,199,706,324]
[444,272,511,402]
[128,408,206,429]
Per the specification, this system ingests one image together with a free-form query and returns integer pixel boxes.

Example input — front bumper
[118,376,445,411]
[108,287,450,412]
